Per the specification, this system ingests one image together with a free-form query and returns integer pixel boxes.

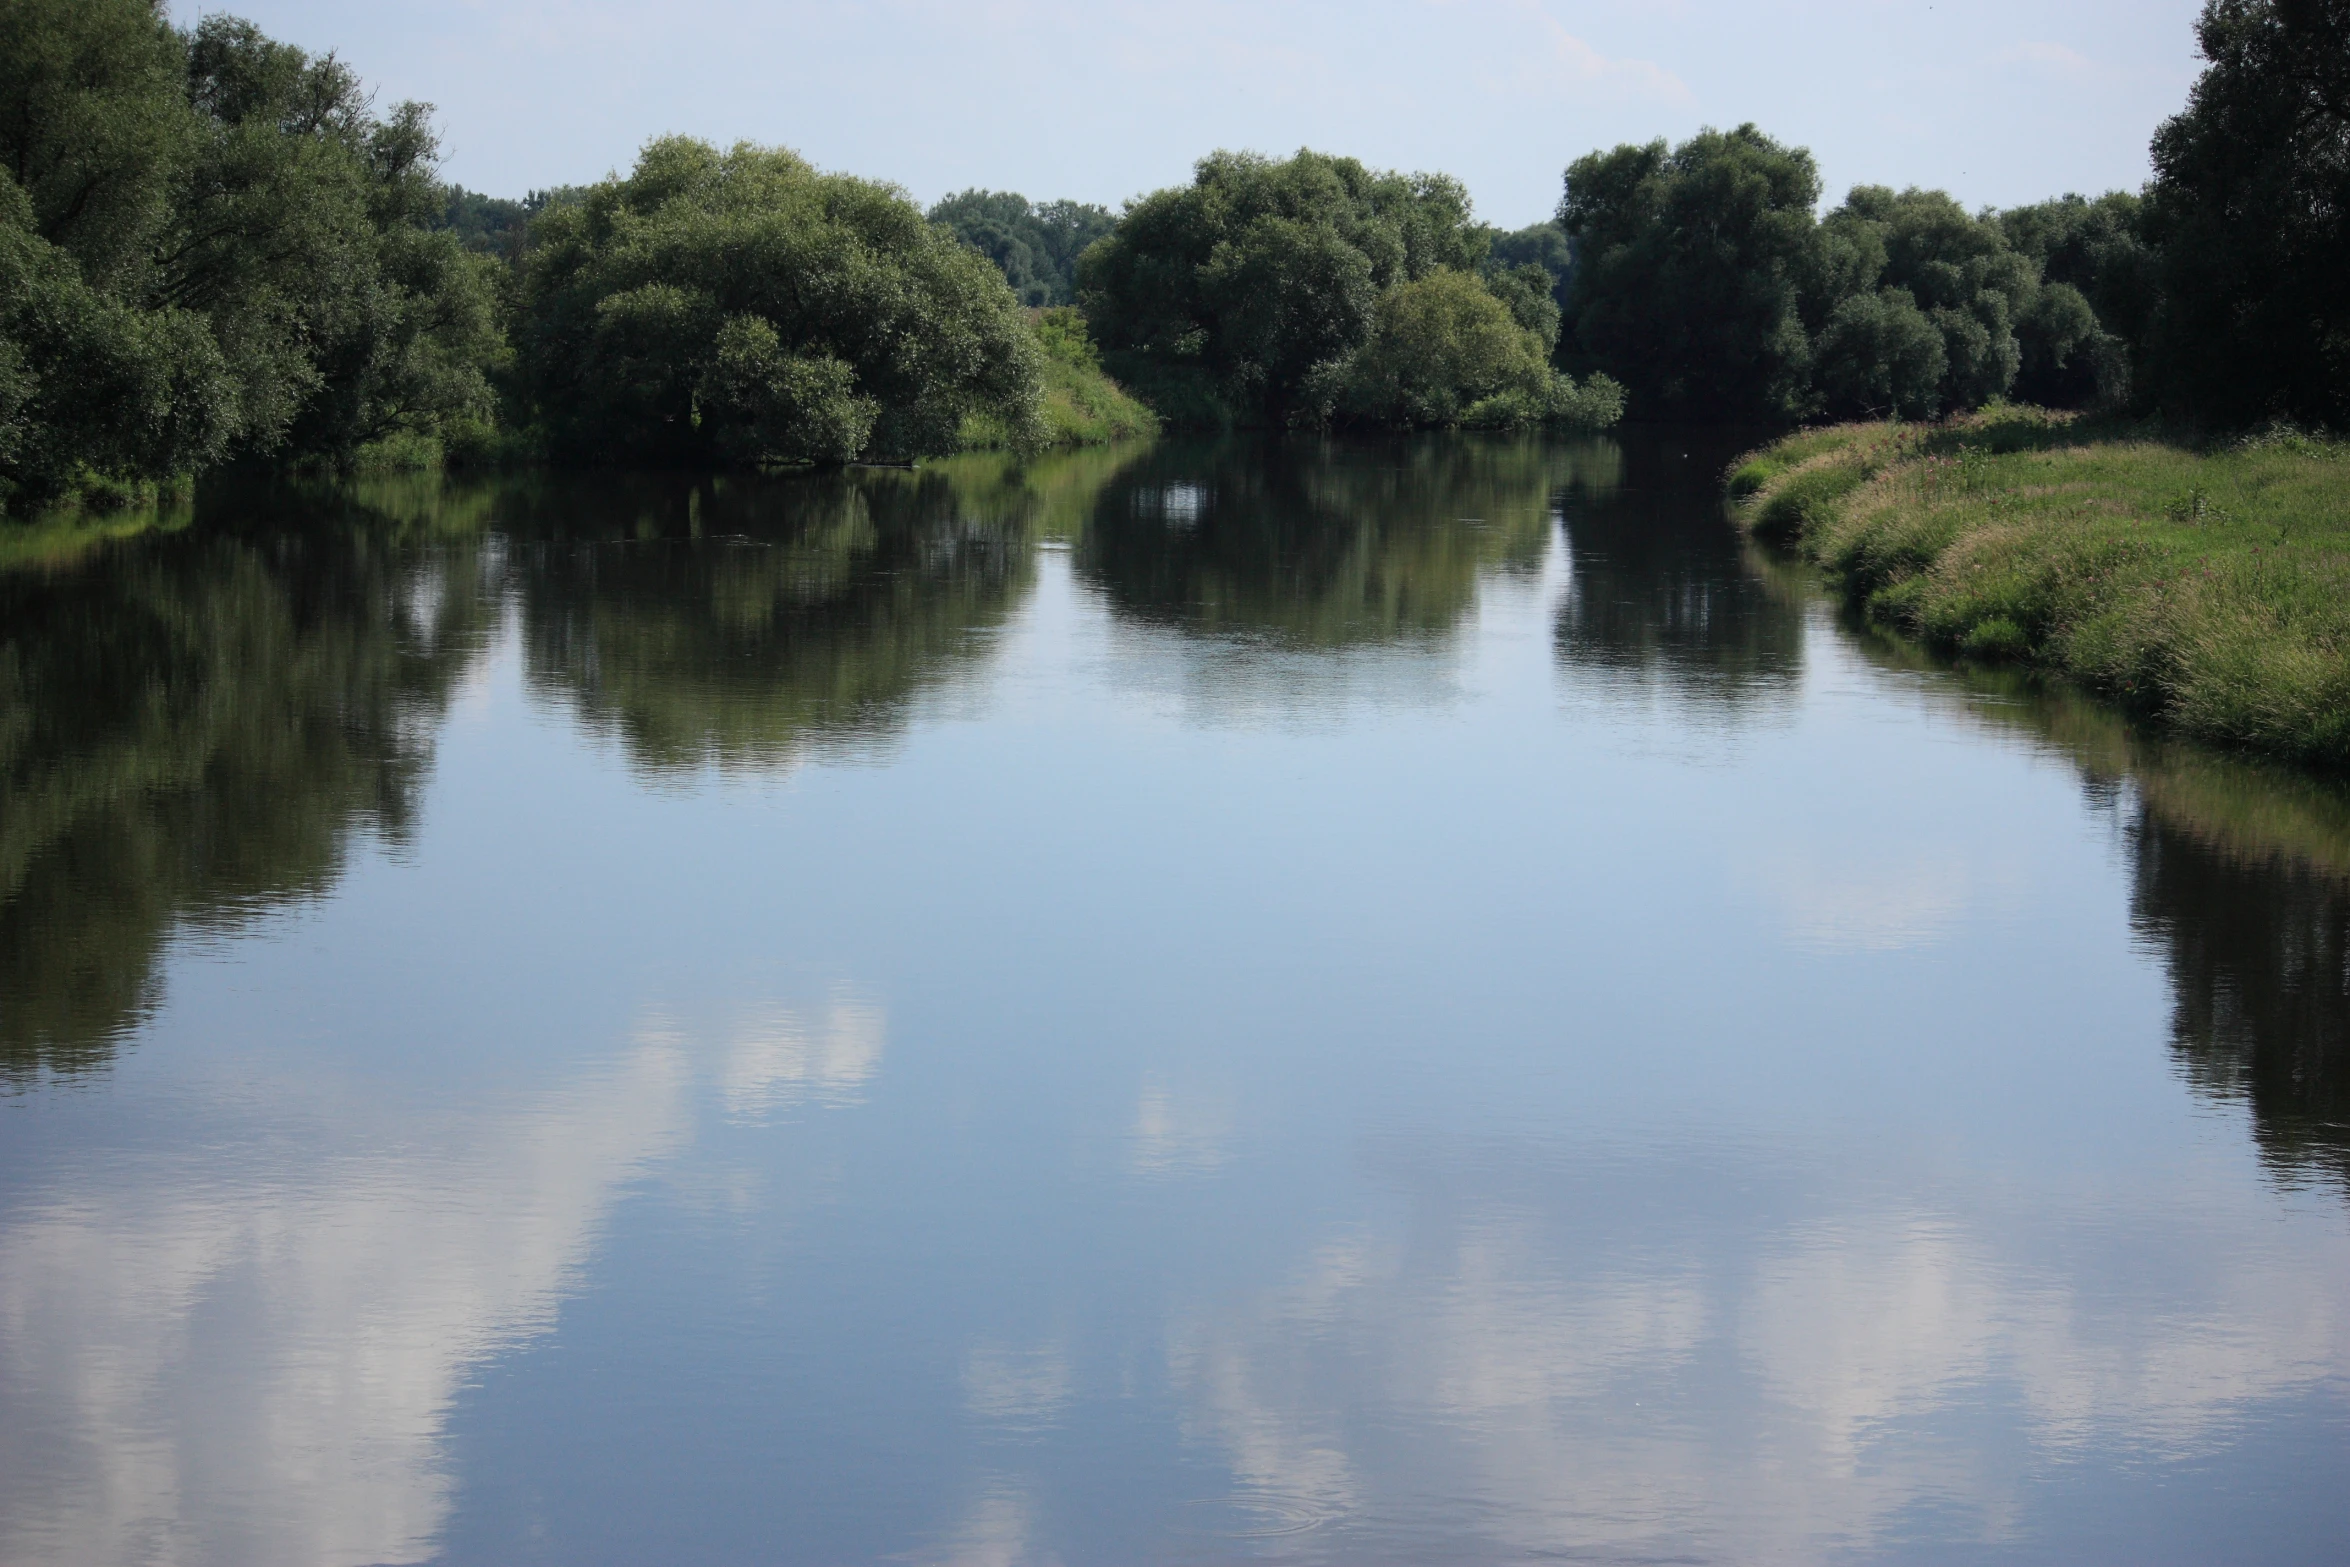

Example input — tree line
[1,0,2341,515]
[1551,0,2343,430]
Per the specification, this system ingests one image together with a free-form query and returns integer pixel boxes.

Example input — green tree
[1077,149,1489,425]
[1999,191,2157,404]
[2143,0,2350,428]
[1321,267,1558,427]
[1810,287,1947,418]
[1484,220,1574,337]
[0,0,232,508]
[0,169,234,508]
[1082,149,1611,429]
[928,190,1116,307]
[167,17,503,466]
[1558,125,1821,421]
[520,138,1042,465]
[0,1,505,506]
[1817,186,2038,414]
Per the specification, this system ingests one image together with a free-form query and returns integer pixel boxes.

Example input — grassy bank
[1728,407,2350,767]
[961,308,1160,451]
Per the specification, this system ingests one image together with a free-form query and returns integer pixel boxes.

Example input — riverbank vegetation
[517,138,1044,466]
[3,0,2342,516]
[1730,408,2350,766]
[927,192,1117,309]
[1077,149,1621,432]
[1715,0,2348,768]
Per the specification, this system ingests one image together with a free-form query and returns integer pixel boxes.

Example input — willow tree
[520,138,1043,465]
[1078,149,1613,429]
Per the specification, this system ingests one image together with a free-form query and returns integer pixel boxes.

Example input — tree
[928,190,1116,307]
[1321,268,1550,426]
[0,0,231,508]
[1078,149,1489,425]
[0,1,505,506]
[1822,186,2032,412]
[1999,192,2153,406]
[168,17,503,466]
[520,137,1042,465]
[0,169,233,507]
[1559,125,1822,421]
[2143,0,2350,427]
[1811,288,1947,418]
[1484,220,1574,335]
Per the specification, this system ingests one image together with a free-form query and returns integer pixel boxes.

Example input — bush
[521,138,1043,464]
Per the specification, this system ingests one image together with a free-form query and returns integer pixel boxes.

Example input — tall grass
[1729,407,2350,768]
[961,307,1160,451]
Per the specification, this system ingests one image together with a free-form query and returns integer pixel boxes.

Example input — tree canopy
[1558,127,2147,422]
[518,139,1043,466]
[927,190,1116,308]
[2143,0,2350,429]
[0,0,502,510]
[1078,149,1617,430]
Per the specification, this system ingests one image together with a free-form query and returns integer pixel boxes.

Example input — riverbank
[1728,408,2350,768]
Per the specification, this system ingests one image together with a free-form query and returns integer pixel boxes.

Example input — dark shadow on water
[493,467,1045,776]
[0,477,497,1085]
[1846,638,2350,1197]
[1553,426,1803,713]
[1075,432,1617,648]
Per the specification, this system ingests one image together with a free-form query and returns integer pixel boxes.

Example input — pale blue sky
[173,1,2208,226]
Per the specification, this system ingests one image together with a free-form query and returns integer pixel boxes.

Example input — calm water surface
[3,433,2347,1566]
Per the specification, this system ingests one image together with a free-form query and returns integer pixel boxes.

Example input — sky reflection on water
[1,434,2346,1565]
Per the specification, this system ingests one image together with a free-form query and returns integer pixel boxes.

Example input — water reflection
[0,486,493,1081]
[1862,646,2350,1197]
[0,1037,692,1567]
[504,470,1041,775]
[2140,823,2350,1190]
[4,432,2349,1565]
[1553,430,1803,713]
[1077,434,1607,647]
[1167,1143,2350,1564]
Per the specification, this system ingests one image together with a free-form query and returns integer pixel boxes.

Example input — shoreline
[1727,408,2350,770]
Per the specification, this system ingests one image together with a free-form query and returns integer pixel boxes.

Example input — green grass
[961,307,1161,451]
[1729,406,2350,768]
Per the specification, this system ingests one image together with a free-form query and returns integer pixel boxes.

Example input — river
[2,431,2345,1565]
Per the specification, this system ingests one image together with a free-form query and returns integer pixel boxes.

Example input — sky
[168,1,2210,228]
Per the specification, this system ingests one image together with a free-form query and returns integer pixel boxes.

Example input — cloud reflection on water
[0,1042,691,1567]
[1160,1148,2350,1564]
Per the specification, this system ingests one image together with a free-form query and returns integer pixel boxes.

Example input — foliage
[0,0,505,510]
[0,485,489,1075]
[928,190,1116,307]
[1559,125,1822,421]
[519,138,1043,466]
[2142,0,2350,430]
[1313,267,1619,429]
[962,308,1158,449]
[1483,220,1574,331]
[1817,186,2035,415]
[1080,149,1615,431]
[1998,191,2156,404]
[439,185,528,257]
[1730,410,2350,766]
